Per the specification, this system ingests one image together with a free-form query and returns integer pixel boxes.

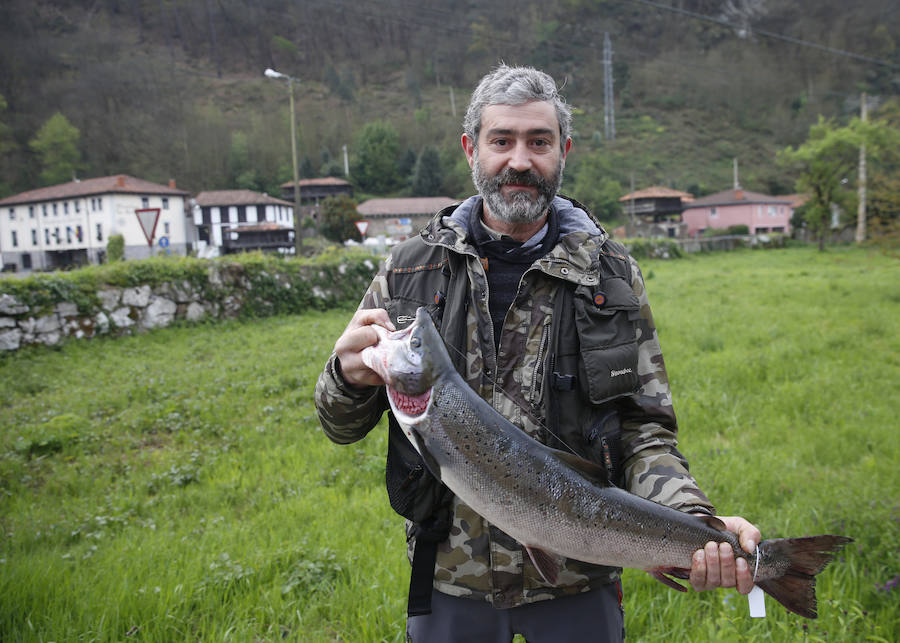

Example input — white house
[192,190,296,256]
[0,174,193,272]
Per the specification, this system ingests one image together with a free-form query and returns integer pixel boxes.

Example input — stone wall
[0,255,379,352]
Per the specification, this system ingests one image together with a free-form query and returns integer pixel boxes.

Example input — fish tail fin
[757,535,852,619]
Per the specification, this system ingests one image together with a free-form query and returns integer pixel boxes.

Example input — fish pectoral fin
[552,450,611,487]
[409,428,442,482]
[648,569,690,592]
[524,545,563,586]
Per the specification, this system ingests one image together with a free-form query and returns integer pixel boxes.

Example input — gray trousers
[406,582,625,643]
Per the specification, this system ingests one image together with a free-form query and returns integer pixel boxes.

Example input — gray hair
[464,64,572,153]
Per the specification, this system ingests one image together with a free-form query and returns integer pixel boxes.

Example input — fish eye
[410,335,421,348]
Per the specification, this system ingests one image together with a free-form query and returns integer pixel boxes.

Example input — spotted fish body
[362,308,851,619]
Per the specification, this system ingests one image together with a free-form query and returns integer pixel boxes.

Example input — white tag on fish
[748,585,766,618]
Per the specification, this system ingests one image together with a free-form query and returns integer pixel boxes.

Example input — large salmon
[361,307,851,618]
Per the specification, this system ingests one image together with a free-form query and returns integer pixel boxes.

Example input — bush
[107,234,124,262]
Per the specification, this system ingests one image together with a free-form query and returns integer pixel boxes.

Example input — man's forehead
[479,101,560,136]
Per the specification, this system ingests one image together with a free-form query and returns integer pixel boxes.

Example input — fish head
[361,307,451,425]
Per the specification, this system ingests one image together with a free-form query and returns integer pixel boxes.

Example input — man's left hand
[689,516,761,595]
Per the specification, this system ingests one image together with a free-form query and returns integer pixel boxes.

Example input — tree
[778,116,899,250]
[568,152,624,223]
[319,195,361,243]
[411,146,443,196]
[29,112,82,186]
[351,121,401,194]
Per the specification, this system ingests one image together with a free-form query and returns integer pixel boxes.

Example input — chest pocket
[573,275,641,404]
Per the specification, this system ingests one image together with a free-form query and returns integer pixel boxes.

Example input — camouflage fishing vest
[382,202,641,612]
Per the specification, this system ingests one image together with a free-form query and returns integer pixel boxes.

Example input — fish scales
[425,374,738,571]
[361,307,852,618]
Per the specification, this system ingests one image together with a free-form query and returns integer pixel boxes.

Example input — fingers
[689,515,763,594]
[333,308,395,388]
[720,516,762,555]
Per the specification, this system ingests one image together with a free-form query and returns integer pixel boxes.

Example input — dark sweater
[468,203,560,349]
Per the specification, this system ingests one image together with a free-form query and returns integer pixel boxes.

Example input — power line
[623,0,900,70]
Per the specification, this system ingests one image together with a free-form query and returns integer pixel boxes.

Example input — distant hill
[0,0,896,221]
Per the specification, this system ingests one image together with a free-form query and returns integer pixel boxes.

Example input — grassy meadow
[1,245,898,642]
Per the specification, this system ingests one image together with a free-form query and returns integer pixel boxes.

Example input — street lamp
[265,67,303,255]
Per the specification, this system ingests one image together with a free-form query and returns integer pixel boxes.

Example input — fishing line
[441,338,585,459]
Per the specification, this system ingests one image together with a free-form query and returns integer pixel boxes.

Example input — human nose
[506,142,533,172]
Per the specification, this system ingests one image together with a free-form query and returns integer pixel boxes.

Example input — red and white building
[681,188,793,237]
[0,175,192,272]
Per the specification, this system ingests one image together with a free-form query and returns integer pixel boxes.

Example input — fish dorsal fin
[524,545,564,586]
[552,449,611,487]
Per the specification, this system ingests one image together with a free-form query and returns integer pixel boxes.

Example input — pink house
[681,188,793,237]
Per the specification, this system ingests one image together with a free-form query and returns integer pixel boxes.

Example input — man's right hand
[333,308,395,389]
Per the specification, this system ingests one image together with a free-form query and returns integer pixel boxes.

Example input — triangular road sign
[135,208,161,247]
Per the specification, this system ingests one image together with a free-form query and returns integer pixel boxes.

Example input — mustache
[489,168,546,189]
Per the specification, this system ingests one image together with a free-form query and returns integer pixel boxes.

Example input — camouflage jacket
[315,195,715,609]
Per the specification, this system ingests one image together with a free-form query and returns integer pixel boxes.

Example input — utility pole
[603,33,615,141]
[342,144,349,177]
[855,92,868,244]
[265,68,303,255]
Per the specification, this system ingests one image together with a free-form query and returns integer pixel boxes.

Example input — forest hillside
[1,0,897,222]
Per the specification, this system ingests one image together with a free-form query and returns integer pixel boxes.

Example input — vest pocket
[573,278,641,404]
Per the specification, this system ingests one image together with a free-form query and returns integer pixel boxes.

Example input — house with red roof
[618,186,694,238]
[356,197,459,239]
[0,175,191,272]
[681,188,793,237]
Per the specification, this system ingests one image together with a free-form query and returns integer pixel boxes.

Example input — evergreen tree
[29,112,81,186]
[411,146,443,196]
[351,121,401,194]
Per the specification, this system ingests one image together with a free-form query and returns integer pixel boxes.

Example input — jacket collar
[420,195,610,281]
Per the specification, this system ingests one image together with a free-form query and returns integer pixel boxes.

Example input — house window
[90,198,95,210]
[64,202,69,214]
[11,230,17,247]
[75,201,80,213]
[54,227,60,243]
[42,204,47,216]
[8,208,14,220]
[53,203,58,215]
[96,223,103,242]
[710,207,718,218]
[163,222,170,235]
[76,225,83,242]
[97,197,102,210]
[29,206,34,218]
[45,229,50,245]
[22,254,31,269]
[66,226,72,243]
[141,197,149,208]
[768,205,777,217]
[162,198,169,210]
[31,229,37,245]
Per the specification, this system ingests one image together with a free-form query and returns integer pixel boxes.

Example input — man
[315,64,760,642]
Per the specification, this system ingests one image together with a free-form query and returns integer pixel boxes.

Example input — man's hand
[689,516,761,595]
[333,308,395,389]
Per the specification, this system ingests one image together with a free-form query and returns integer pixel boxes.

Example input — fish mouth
[387,385,432,424]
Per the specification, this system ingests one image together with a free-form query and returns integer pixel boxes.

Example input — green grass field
[1,246,898,642]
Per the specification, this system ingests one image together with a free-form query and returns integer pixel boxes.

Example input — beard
[471,151,564,224]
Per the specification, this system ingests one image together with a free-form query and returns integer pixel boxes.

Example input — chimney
[735,189,744,200]
[116,175,125,188]
[169,178,176,189]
